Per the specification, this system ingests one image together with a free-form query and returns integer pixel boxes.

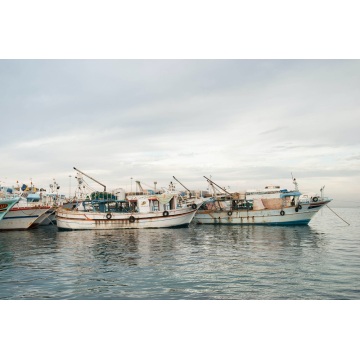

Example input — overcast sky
[1,60,359,205]
[1,2,358,353]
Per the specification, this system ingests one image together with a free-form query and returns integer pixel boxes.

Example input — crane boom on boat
[173,176,192,198]
[203,176,232,196]
[73,167,107,192]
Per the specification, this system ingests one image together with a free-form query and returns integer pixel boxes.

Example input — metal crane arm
[73,167,106,192]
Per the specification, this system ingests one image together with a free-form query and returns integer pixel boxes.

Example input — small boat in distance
[194,176,332,226]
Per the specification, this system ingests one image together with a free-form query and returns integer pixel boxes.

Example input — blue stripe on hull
[196,220,311,226]
[3,215,39,220]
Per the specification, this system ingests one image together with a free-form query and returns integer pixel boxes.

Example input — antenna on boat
[73,167,106,192]
[173,176,191,194]
[203,176,232,196]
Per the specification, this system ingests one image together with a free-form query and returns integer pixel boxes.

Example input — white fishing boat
[56,192,202,230]
[194,176,332,225]
[0,203,51,230]
[0,197,21,221]
[56,168,203,230]
[0,183,52,230]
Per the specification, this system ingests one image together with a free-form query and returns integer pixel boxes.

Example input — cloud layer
[1,60,359,205]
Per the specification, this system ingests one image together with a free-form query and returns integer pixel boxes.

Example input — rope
[16,206,42,217]
[47,210,56,226]
[326,205,350,226]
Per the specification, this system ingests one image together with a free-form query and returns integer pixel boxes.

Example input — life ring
[191,203,197,209]
[227,211,232,216]
[129,216,135,223]
[312,197,318,202]
[163,211,169,217]
[298,204,302,210]
[280,210,285,216]
[106,213,112,220]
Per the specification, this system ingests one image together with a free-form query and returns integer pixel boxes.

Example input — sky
[1,59,359,206]
[1,1,359,356]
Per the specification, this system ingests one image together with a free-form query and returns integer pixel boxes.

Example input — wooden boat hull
[0,206,51,230]
[194,201,331,225]
[56,206,198,230]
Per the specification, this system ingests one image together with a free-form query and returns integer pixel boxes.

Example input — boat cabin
[77,192,180,214]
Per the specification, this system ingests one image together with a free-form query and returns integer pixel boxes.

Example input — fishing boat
[194,176,332,225]
[56,168,203,230]
[0,197,20,221]
[0,203,52,230]
[0,196,52,230]
[0,183,52,230]
[56,192,202,230]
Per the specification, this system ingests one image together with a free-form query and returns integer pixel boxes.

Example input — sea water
[0,207,359,299]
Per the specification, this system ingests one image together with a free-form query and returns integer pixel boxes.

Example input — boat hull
[31,209,54,227]
[39,212,56,225]
[0,206,51,230]
[56,206,198,230]
[0,198,20,221]
[194,201,330,225]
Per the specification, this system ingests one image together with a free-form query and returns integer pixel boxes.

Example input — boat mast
[173,176,192,197]
[136,181,144,194]
[73,167,106,192]
[203,176,232,196]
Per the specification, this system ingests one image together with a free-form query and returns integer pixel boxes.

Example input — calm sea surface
[0,207,359,300]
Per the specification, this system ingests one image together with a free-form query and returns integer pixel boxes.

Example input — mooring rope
[47,210,56,226]
[326,205,350,226]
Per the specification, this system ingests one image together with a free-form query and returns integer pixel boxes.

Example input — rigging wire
[326,205,350,226]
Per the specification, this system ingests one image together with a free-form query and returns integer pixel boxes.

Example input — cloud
[346,155,360,161]
[1,60,360,204]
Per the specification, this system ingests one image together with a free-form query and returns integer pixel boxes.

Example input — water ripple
[0,207,359,299]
